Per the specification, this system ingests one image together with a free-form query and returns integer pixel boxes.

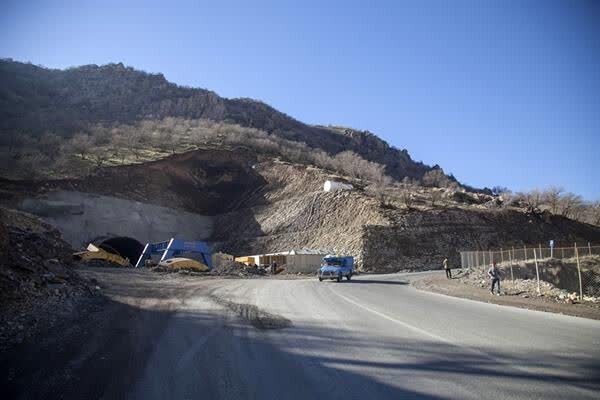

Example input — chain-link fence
[459,243,600,300]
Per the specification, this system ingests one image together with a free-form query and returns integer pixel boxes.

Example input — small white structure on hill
[323,180,353,192]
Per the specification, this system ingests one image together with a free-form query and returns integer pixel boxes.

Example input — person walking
[488,262,501,295]
[443,258,452,279]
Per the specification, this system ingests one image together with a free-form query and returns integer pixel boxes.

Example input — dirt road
[2,268,599,399]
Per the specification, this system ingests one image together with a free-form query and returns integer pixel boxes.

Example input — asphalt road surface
[2,269,599,400]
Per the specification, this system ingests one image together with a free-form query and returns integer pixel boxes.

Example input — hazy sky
[1,0,599,199]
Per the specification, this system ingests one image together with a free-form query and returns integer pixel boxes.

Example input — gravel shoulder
[412,270,600,320]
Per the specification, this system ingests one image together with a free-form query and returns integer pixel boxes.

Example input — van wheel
[337,274,342,282]
[318,276,323,282]
[346,274,352,281]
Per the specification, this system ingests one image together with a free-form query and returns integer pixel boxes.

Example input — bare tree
[491,186,510,196]
[155,129,182,154]
[109,130,129,164]
[430,190,443,206]
[591,201,600,226]
[69,133,94,159]
[524,189,542,209]
[38,132,62,161]
[542,186,564,214]
[88,148,110,174]
[124,130,144,160]
[422,168,449,188]
[570,204,585,221]
[400,190,414,209]
[560,192,583,218]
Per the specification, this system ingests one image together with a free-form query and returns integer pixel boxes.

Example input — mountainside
[1,58,598,273]
[0,59,436,181]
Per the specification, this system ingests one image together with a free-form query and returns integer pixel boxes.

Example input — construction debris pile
[211,260,268,277]
[154,260,268,277]
[0,208,97,349]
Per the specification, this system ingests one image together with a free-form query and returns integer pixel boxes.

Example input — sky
[1,0,599,199]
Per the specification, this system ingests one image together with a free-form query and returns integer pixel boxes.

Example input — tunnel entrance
[98,237,144,263]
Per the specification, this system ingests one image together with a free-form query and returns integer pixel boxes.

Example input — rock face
[361,208,600,271]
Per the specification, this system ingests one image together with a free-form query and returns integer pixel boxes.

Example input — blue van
[318,255,354,282]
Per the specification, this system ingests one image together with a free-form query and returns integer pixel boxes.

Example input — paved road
[2,269,600,399]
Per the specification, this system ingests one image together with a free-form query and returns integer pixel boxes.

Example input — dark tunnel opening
[98,237,144,263]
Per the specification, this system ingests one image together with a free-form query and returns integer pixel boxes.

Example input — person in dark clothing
[488,262,501,295]
[443,258,452,279]
[271,261,278,275]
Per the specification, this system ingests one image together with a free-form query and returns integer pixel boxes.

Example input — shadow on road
[2,268,599,400]
[0,296,445,400]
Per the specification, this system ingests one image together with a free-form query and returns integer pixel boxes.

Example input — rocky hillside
[0,59,436,182]
[3,149,599,272]
[1,59,598,273]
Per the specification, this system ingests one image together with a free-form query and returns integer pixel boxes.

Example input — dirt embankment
[0,208,97,350]
[1,149,267,216]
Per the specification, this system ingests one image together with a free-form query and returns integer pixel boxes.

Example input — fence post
[533,249,541,295]
[524,245,527,261]
[589,242,592,257]
[489,249,493,264]
[575,243,583,301]
[508,249,514,285]
[539,243,542,259]
[561,246,564,259]
[500,248,504,265]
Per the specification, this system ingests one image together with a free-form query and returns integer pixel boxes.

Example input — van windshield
[324,259,342,266]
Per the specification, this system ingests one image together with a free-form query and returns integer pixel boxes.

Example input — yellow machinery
[159,257,209,272]
[234,256,256,266]
[73,244,130,267]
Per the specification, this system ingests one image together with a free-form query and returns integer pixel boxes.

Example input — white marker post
[533,249,541,295]
[575,243,583,301]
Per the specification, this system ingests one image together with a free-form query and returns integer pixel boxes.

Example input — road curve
[2,269,599,400]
